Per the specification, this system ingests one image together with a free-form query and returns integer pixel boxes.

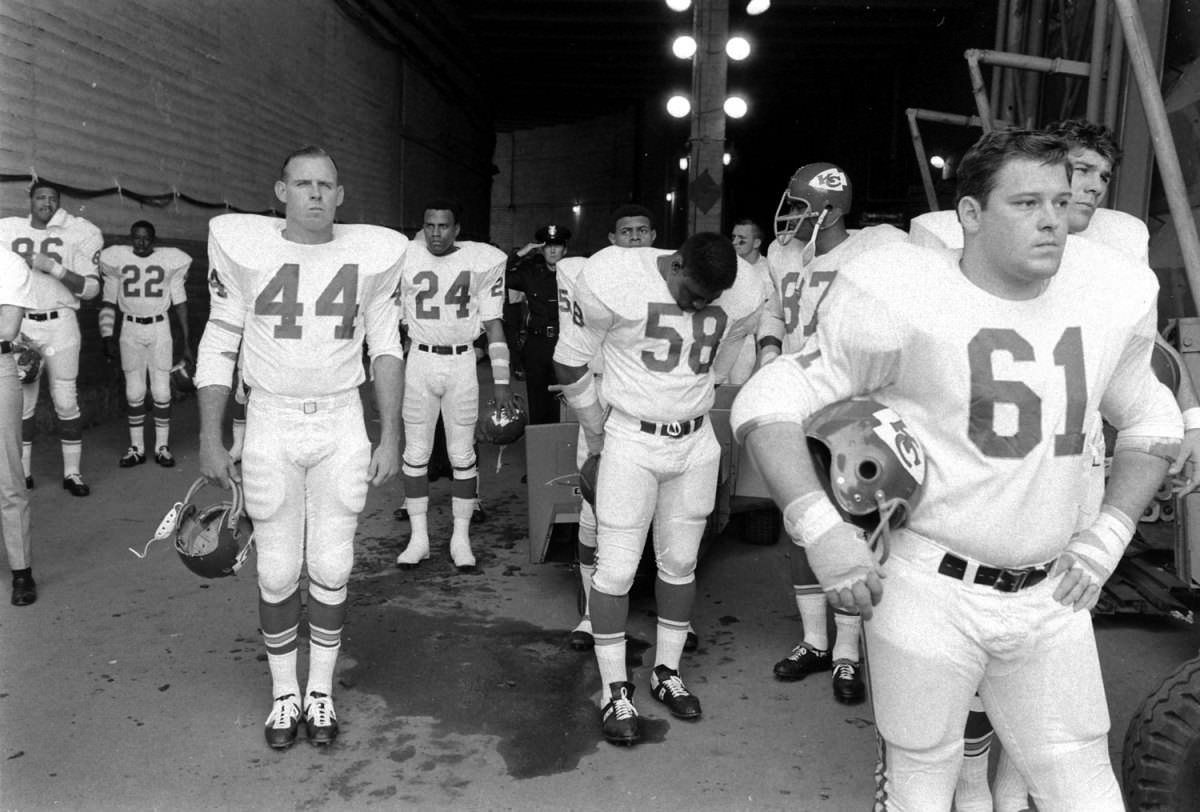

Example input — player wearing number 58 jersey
[197,146,406,750]
[394,200,511,573]
[554,234,762,745]
[733,130,1181,809]
[99,221,192,469]
[0,181,102,497]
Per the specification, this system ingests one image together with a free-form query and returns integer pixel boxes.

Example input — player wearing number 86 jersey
[196,146,407,750]
[553,234,762,745]
[99,221,193,468]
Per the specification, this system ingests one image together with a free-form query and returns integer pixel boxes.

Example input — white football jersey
[725,255,773,385]
[203,214,406,398]
[732,238,1181,568]
[766,225,907,354]
[398,240,506,346]
[555,255,600,372]
[555,245,763,422]
[0,248,36,310]
[0,210,102,311]
[99,245,192,317]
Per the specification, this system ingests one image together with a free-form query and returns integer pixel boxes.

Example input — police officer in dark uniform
[506,224,571,425]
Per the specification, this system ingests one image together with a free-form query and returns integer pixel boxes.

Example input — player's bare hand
[199,437,238,489]
[825,570,885,620]
[31,253,59,275]
[1169,435,1200,495]
[493,383,515,412]
[367,443,399,487]
[1050,552,1104,612]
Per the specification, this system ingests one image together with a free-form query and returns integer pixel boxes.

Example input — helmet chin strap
[800,205,833,265]
[866,495,907,565]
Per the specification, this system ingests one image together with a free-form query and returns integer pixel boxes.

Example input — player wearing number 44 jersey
[197,146,406,750]
[99,221,193,469]
[554,233,764,745]
[0,181,102,497]
[733,130,1181,810]
[394,200,511,572]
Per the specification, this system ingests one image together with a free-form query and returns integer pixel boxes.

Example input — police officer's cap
[535,224,571,245]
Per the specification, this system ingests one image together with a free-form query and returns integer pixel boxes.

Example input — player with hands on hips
[0,180,103,496]
[99,221,193,469]
[553,232,763,745]
[195,146,407,750]
[394,200,510,572]
[732,129,1181,809]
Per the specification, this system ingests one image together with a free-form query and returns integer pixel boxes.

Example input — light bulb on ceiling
[930,155,946,169]
[572,203,582,215]
[667,95,692,118]
[672,35,697,59]
[726,37,750,61]
[666,0,692,11]
[723,95,748,118]
[746,0,770,15]
[679,156,689,171]
[723,152,732,166]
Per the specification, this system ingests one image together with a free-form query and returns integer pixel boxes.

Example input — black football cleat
[832,660,866,705]
[650,665,702,719]
[62,474,90,497]
[154,446,175,468]
[601,682,640,745]
[569,618,594,651]
[264,693,301,750]
[119,446,146,468]
[684,628,699,652]
[773,643,832,681]
[304,691,339,746]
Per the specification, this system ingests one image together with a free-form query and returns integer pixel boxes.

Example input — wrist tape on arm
[1068,505,1136,579]
[489,341,510,386]
[558,373,605,437]
[782,491,843,547]
[1183,407,1200,432]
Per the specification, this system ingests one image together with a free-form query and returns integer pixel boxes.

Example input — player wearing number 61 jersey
[99,221,192,469]
[394,200,511,573]
[553,234,762,745]
[732,130,1181,809]
[0,181,102,496]
[196,146,406,751]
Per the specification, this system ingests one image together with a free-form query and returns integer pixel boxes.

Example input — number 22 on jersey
[254,263,359,340]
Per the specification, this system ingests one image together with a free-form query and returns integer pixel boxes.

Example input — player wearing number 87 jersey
[99,221,193,469]
[0,180,102,496]
[553,233,762,745]
[196,146,407,750]
[393,200,510,572]
[732,130,1181,809]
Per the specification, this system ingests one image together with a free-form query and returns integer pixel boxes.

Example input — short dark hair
[279,145,339,181]
[955,129,1071,210]
[423,198,463,226]
[733,218,763,242]
[610,203,654,231]
[1044,118,1122,168]
[679,232,737,292]
[28,179,59,198]
[130,220,156,239]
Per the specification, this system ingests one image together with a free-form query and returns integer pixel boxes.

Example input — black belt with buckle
[417,343,471,355]
[27,310,60,322]
[527,325,558,339]
[0,340,11,354]
[126,314,165,325]
[937,553,1056,593]
[639,415,704,438]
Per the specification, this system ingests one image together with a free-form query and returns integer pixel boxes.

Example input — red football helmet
[131,477,255,578]
[476,397,529,445]
[774,163,852,246]
[13,334,41,384]
[805,398,925,559]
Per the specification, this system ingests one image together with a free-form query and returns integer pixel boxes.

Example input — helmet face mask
[774,163,852,246]
[805,399,925,558]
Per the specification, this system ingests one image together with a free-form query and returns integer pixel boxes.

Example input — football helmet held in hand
[131,477,255,578]
[579,453,601,507]
[774,162,852,246]
[805,398,925,559]
[12,334,41,384]
[476,396,529,445]
[170,358,197,394]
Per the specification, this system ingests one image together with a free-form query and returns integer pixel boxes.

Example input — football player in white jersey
[0,249,37,606]
[554,232,762,745]
[732,129,1181,809]
[761,164,906,704]
[196,146,406,750]
[0,181,102,496]
[394,200,510,572]
[99,221,193,468]
[725,218,777,385]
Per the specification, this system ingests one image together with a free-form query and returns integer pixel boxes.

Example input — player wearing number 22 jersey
[554,235,763,745]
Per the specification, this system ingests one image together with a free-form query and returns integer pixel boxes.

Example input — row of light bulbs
[664,0,762,120]
[666,0,770,13]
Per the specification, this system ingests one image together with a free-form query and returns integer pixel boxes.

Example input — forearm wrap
[782,491,842,547]
[559,373,605,437]
[489,341,510,386]
[98,305,116,338]
[1113,434,1182,462]
[1068,505,1136,579]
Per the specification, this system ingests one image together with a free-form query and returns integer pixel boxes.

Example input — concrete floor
[1,387,1198,812]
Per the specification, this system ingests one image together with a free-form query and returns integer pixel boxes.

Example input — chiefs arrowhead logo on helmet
[12,335,41,384]
[170,358,197,394]
[774,162,853,246]
[131,477,255,578]
[804,398,925,559]
[476,397,529,445]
